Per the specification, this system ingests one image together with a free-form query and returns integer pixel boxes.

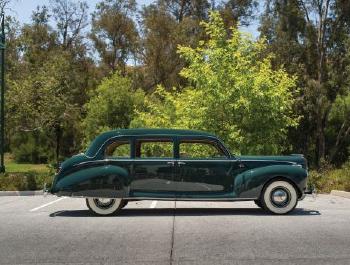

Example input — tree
[140,3,191,90]
[132,12,298,155]
[82,72,144,145]
[259,0,350,166]
[6,6,97,163]
[218,0,258,28]
[7,53,81,163]
[139,0,258,90]
[49,0,89,51]
[90,0,139,74]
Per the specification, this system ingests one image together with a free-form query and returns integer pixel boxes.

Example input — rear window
[104,140,131,158]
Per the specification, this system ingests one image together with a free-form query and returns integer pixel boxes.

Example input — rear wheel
[261,180,298,214]
[86,198,122,216]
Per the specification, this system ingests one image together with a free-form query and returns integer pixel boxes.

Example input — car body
[50,129,309,215]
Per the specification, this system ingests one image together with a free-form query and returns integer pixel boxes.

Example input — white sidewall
[87,198,122,215]
[263,181,298,214]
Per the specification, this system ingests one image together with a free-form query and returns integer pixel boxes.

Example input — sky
[8,0,258,38]
[8,0,154,23]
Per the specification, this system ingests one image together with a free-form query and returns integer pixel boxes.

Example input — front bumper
[299,185,316,200]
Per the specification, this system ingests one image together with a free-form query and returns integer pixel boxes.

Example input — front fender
[235,165,308,198]
[51,165,130,198]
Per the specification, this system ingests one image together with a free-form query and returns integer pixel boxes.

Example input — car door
[175,137,235,197]
[130,136,177,197]
[95,136,134,197]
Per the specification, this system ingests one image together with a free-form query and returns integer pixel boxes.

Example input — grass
[4,153,49,174]
[6,162,49,174]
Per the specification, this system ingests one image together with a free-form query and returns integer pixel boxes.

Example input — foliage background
[1,0,350,191]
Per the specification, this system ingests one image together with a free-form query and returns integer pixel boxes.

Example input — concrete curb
[330,190,350,199]
[0,190,43,196]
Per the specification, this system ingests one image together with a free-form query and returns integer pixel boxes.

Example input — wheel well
[261,176,302,199]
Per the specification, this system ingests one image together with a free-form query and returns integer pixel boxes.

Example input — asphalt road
[0,194,349,265]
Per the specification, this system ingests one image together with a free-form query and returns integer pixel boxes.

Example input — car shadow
[49,207,320,217]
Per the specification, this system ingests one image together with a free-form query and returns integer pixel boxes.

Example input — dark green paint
[50,129,308,200]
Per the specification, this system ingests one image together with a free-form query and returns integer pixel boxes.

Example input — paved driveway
[0,194,349,265]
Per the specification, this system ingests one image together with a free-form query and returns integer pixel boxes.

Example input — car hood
[237,154,307,169]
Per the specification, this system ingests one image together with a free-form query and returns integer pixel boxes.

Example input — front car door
[130,136,177,198]
[175,136,235,198]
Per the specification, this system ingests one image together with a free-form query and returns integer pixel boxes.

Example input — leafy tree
[132,12,298,155]
[218,0,258,28]
[6,5,97,163]
[7,53,81,162]
[259,0,350,166]
[139,0,258,90]
[82,72,144,145]
[49,0,89,51]
[91,0,139,74]
[140,3,192,90]
[327,93,350,164]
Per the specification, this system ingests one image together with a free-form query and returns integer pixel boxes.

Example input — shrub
[308,162,350,193]
[0,172,53,191]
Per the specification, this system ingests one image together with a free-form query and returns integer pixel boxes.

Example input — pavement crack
[169,200,176,265]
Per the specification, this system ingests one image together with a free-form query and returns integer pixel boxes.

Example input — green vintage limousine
[50,129,309,215]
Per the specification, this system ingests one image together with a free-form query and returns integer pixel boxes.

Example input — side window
[136,139,173,158]
[179,140,227,159]
[104,140,131,158]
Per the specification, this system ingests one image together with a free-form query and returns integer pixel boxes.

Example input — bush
[308,162,350,193]
[0,172,53,191]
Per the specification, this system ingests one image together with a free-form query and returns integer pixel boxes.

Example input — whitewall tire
[86,198,122,216]
[261,180,298,214]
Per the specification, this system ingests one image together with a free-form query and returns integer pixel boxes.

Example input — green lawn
[6,162,49,173]
[4,154,49,174]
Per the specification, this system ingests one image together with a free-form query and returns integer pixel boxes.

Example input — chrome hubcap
[93,198,115,209]
[271,188,289,207]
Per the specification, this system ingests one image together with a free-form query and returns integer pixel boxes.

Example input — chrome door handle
[167,161,175,166]
[178,161,186,166]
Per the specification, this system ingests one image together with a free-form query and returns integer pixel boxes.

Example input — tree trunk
[315,0,330,168]
[55,124,61,168]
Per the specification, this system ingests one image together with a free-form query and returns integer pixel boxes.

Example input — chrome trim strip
[64,195,258,201]
[77,158,235,166]
[241,159,296,165]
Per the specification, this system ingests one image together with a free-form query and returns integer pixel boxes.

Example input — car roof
[85,128,216,157]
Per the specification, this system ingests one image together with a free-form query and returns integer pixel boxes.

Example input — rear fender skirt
[52,165,130,198]
[235,165,308,198]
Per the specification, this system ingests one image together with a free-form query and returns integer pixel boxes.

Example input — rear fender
[53,165,130,198]
[235,165,308,198]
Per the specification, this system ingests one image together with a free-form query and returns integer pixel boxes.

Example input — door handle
[178,161,186,166]
[167,161,175,166]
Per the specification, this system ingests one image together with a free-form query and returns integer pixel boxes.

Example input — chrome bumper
[300,185,316,200]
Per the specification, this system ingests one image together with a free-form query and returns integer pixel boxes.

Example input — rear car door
[130,136,177,197]
[175,137,234,197]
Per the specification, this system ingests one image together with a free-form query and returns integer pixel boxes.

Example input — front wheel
[261,180,298,214]
[86,198,123,216]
